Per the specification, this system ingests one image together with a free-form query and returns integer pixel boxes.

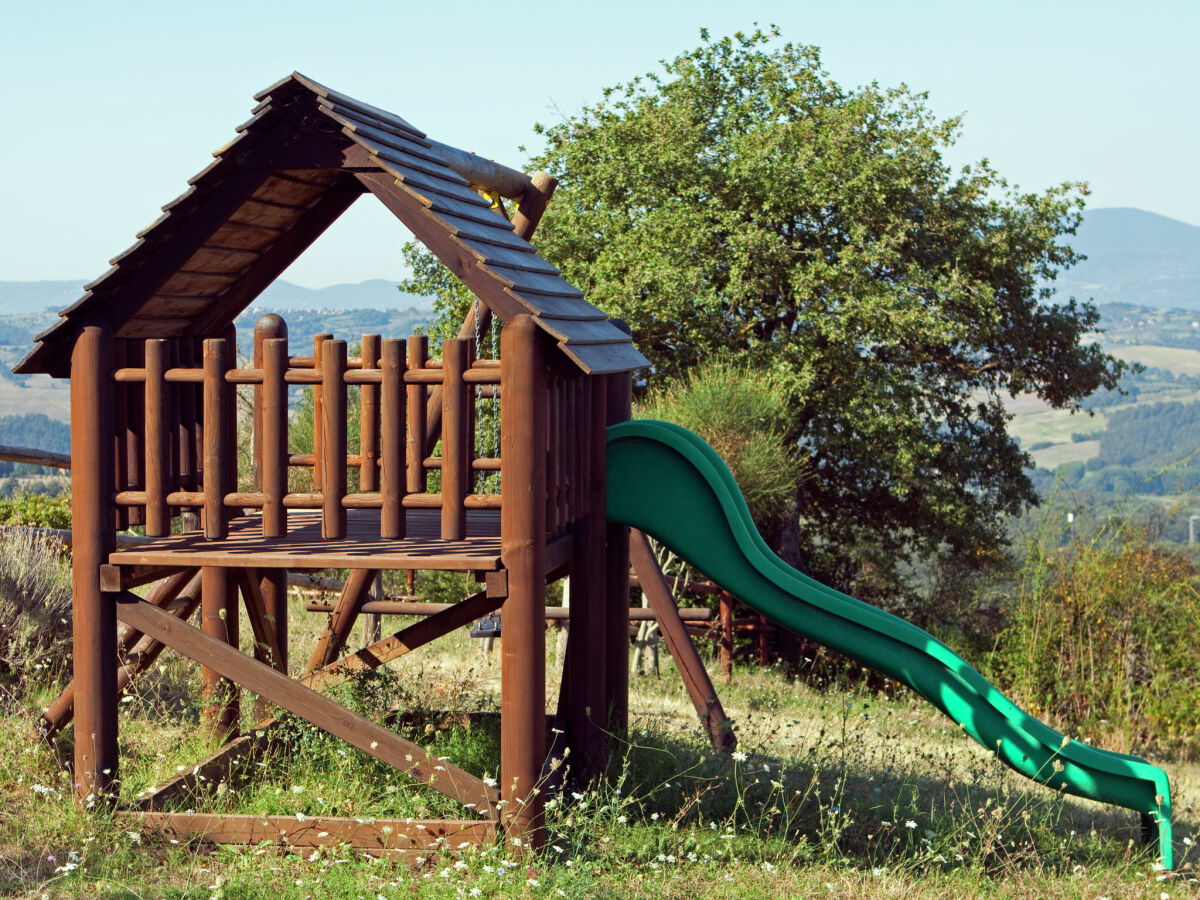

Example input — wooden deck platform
[108,509,503,571]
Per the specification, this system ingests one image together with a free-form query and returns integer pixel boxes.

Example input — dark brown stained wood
[177,245,263,272]
[484,264,581,297]
[410,209,533,252]
[629,530,735,750]
[558,341,650,376]
[421,192,517,230]
[122,340,146,527]
[260,568,288,684]
[154,270,239,296]
[312,334,330,492]
[440,339,468,541]
[304,590,500,690]
[297,75,426,137]
[250,172,331,207]
[193,179,365,335]
[499,316,547,850]
[116,318,196,339]
[510,171,558,239]
[604,365,633,736]
[261,336,288,536]
[406,336,427,493]
[322,340,348,539]
[177,338,198,501]
[367,147,493,205]
[70,324,118,799]
[202,339,229,539]
[138,297,218,318]
[204,221,281,252]
[380,339,406,538]
[234,567,283,671]
[143,339,170,536]
[306,567,375,671]
[109,509,502,570]
[132,721,277,811]
[201,566,239,740]
[359,334,380,492]
[320,111,435,161]
[114,595,498,812]
[225,197,307,231]
[503,289,604,320]
[0,443,70,469]
[131,812,493,852]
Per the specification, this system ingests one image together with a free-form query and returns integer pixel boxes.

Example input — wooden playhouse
[16,73,657,852]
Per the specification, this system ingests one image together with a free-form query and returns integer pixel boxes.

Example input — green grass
[3,582,1200,897]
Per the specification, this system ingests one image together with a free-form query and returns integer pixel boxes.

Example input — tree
[404,28,1126,601]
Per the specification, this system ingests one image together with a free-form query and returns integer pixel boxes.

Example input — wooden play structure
[16,74,740,854]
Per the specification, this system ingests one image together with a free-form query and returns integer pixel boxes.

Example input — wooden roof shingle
[17,73,647,377]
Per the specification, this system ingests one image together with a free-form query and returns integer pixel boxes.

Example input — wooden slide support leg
[629,529,736,751]
[604,365,633,738]
[201,567,239,742]
[500,316,546,852]
[257,568,288,718]
[41,568,199,742]
[305,568,376,672]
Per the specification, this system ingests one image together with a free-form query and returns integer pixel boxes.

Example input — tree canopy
[403,27,1126,599]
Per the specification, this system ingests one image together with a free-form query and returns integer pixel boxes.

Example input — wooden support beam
[629,530,735,751]
[359,334,381,492]
[499,316,546,850]
[380,338,406,538]
[0,444,70,469]
[440,338,469,540]
[234,568,283,672]
[321,340,348,539]
[70,322,118,801]
[604,365,633,735]
[143,339,170,535]
[113,595,498,813]
[406,336,428,493]
[305,568,376,672]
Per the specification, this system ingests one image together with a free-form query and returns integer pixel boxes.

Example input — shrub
[0,494,70,529]
[0,527,73,687]
[993,524,1200,758]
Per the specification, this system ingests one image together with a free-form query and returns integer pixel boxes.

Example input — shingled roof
[17,73,647,378]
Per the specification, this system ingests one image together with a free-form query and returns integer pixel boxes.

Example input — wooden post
[380,339,406,539]
[202,338,231,540]
[322,340,348,540]
[720,590,734,682]
[177,338,200,532]
[261,338,288,538]
[604,366,633,736]
[441,338,469,540]
[123,340,145,527]
[253,314,287,492]
[406,336,428,494]
[143,338,169,537]
[312,333,331,492]
[202,567,239,741]
[500,315,546,851]
[359,334,380,492]
[567,375,607,779]
[71,323,118,801]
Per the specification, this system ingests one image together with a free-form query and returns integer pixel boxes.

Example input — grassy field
[2,572,1198,899]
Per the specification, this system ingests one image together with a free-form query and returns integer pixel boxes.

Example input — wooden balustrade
[107,322,507,543]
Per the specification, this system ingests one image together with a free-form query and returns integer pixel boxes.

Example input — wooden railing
[108,329,503,542]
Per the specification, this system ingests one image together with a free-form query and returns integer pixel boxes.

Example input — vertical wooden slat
[260,569,288,676]
[113,341,130,532]
[306,567,376,671]
[166,338,180,522]
[203,338,230,540]
[441,338,469,540]
[262,337,288,538]
[124,340,146,527]
[176,339,199,531]
[201,566,239,741]
[359,334,380,492]
[380,338,406,539]
[500,315,546,851]
[719,591,734,681]
[406,336,428,493]
[567,374,608,779]
[71,323,118,801]
[312,333,331,492]
[253,314,287,491]
[547,376,561,535]
[322,340,348,540]
[143,339,169,536]
[604,367,633,736]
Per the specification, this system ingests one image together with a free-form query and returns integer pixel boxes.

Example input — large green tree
[405,28,1124,599]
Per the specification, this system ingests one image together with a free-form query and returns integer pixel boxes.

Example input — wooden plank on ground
[114,595,498,813]
[129,812,493,853]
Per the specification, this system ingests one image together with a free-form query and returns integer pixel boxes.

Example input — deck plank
[109,509,502,570]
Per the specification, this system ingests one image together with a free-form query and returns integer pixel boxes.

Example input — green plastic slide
[606,419,1174,869]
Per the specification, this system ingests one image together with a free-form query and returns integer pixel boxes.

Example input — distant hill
[1053,208,1200,311]
[0,278,434,315]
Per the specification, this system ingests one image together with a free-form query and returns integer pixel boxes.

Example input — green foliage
[0,494,70,528]
[403,27,1125,601]
[994,523,1200,758]
[636,361,803,528]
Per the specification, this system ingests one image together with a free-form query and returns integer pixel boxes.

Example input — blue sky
[2,0,1196,288]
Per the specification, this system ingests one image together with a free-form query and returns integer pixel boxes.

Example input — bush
[993,525,1200,758]
[0,494,70,528]
[0,527,73,687]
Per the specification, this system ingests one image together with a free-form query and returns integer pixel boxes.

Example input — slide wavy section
[606,419,1173,868]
